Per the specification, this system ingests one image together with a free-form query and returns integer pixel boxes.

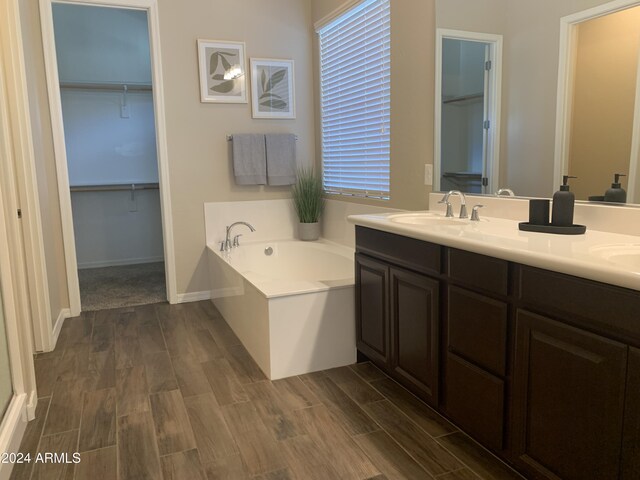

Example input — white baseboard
[0,393,28,480]
[175,291,211,304]
[26,390,37,421]
[52,308,70,348]
[77,256,164,270]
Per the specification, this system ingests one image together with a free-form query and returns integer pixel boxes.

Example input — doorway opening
[435,29,502,195]
[43,1,175,312]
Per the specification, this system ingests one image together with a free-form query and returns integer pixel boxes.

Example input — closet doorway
[41,0,176,314]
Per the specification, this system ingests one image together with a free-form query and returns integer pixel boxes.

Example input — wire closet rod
[226,134,298,141]
[60,82,153,92]
[69,182,159,193]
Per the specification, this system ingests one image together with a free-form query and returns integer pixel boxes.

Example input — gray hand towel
[232,134,267,185]
[265,134,296,186]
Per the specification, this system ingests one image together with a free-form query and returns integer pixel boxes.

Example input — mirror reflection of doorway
[442,38,487,193]
[436,30,502,195]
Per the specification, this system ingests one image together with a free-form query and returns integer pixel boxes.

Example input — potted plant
[291,167,325,241]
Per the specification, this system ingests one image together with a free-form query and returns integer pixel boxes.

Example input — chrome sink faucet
[440,190,468,219]
[495,188,515,197]
[222,221,256,252]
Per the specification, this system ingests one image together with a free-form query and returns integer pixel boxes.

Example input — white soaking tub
[207,239,356,380]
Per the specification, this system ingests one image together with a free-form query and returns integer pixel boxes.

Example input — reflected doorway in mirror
[435,29,503,196]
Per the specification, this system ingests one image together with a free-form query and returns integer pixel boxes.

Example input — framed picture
[197,39,248,103]
[250,58,295,119]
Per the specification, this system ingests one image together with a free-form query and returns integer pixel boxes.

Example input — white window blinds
[318,0,390,199]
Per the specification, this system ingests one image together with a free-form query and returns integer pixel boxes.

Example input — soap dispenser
[551,175,577,227]
[604,173,627,203]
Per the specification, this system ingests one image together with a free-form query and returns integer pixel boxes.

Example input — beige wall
[160,0,315,294]
[436,0,507,34]
[18,0,315,299]
[313,0,436,211]
[568,6,640,201]
[18,0,70,322]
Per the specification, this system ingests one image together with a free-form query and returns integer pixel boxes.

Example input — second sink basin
[388,213,469,226]
[590,244,640,271]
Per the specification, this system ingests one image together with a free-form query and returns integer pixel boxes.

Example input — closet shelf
[70,182,159,193]
[443,93,483,105]
[60,82,152,92]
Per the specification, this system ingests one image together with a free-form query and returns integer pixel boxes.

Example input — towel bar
[226,134,298,141]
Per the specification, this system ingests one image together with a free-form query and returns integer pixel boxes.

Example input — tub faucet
[440,190,467,218]
[224,221,256,251]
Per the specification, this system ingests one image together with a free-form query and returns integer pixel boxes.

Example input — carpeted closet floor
[78,262,166,311]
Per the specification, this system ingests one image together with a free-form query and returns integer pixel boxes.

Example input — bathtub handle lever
[219,241,225,252]
[233,234,243,247]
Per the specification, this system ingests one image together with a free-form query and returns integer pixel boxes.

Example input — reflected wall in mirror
[560,5,640,203]
[435,0,640,205]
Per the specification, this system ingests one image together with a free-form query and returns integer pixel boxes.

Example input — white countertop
[348,211,640,292]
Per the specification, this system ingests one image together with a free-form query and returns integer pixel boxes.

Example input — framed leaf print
[197,39,248,103]
[250,58,295,119]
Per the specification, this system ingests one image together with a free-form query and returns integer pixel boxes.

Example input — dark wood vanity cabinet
[622,348,640,479]
[511,310,628,480]
[390,267,439,406]
[444,285,508,452]
[355,253,390,367]
[355,228,441,406]
[355,226,640,480]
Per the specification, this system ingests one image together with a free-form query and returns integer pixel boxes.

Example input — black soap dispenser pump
[552,175,577,227]
[604,173,627,203]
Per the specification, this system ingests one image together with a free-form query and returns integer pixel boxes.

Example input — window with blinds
[318,0,391,199]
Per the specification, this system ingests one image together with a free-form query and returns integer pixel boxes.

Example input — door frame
[39,0,177,315]
[553,0,640,199]
[434,28,503,194]
[0,0,43,467]
[1,0,55,354]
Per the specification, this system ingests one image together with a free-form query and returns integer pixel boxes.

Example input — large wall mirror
[435,0,640,205]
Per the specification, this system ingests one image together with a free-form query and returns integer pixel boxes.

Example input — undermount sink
[388,213,469,226]
[590,244,640,271]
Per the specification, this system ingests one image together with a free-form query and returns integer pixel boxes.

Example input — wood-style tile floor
[13,301,523,480]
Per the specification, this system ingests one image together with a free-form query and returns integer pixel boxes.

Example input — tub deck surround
[348,212,640,291]
[211,239,354,298]
[207,239,356,380]
[205,199,359,381]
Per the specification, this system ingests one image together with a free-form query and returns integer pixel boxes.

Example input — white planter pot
[298,222,320,241]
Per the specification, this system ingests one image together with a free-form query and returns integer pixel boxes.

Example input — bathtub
[207,239,356,380]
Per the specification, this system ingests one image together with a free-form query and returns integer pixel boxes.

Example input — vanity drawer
[447,249,509,296]
[447,286,508,376]
[444,352,505,452]
[356,226,441,276]
[517,266,640,346]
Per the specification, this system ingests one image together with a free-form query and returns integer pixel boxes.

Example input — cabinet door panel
[445,352,504,451]
[511,310,627,480]
[390,267,439,406]
[355,254,390,366]
[622,347,640,480]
